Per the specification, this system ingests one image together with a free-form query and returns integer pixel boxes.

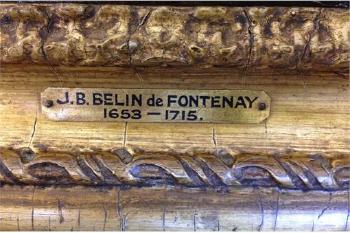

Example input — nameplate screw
[258,102,266,111]
[43,99,54,108]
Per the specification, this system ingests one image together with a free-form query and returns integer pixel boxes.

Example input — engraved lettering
[168,95,177,107]
[222,96,234,108]
[245,96,258,108]
[93,93,103,105]
[147,94,156,106]
[57,91,69,104]
[200,96,210,107]
[76,92,86,105]
[211,96,221,108]
[235,96,247,108]
[42,88,270,123]
[115,94,125,106]
[104,93,113,105]
[132,94,142,107]
[189,96,199,107]
[178,95,188,107]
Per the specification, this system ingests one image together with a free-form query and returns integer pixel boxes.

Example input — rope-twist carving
[0,147,348,190]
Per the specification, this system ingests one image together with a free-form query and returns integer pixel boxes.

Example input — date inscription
[41,88,270,123]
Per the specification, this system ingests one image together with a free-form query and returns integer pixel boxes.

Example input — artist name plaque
[41,88,270,123]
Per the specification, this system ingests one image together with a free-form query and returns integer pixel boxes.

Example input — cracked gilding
[0,4,348,72]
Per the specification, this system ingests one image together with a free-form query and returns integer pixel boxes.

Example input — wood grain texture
[0,185,349,231]
[0,65,348,190]
[0,2,349,231]
[0,4,349,73]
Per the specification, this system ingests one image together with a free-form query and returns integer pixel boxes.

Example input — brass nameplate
[41,88,271,123]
